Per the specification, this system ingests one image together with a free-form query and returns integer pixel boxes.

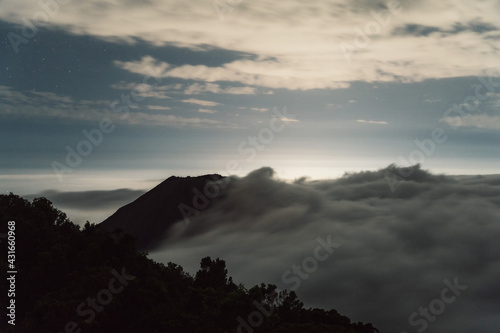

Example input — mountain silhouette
[100,174,225,251]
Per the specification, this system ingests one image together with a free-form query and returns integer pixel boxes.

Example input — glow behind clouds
[0,2,498,332]
[1,0,499,191]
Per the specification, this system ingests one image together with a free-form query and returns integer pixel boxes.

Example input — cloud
[150,165,500,333]
[110,81,172,99]
[115,82,261,95]
[249,107,268,112]
[146,105,171,110]
[356,119,389,125]
[198,108,216,114]
[114,56,170,76]
[29,189,146,210]
[3,0,500,88]
[181,98,220,106]
[0,86,232,128]
[23,188,147,225]
[124,112,230,128]
[183,83,258,95]
[441,114,500,130]
[281,116,299,123]
[115,56,351,90]
[0,85,107,120]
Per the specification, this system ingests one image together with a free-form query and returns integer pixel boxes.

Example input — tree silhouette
[0,193,379,333]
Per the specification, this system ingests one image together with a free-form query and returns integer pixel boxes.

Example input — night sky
[1,0,499,197]
[1,1,500,332]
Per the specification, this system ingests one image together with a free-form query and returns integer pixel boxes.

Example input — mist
[150,166,500,333]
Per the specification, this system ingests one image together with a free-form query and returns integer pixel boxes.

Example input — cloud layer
[24,188,146,225]
[150,166,500,333]
[2,0,500,89]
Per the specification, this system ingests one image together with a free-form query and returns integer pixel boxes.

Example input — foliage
[0,193,379,333]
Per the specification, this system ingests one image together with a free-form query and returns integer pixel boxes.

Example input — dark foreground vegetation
[0,193,379,333]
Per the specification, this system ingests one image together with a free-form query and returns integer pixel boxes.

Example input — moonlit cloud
[146,105,171,110]
[198,108,217,114]
[183,83,258,95]
[2,0,499,89]
[356,119,389,125]
[441,114,500,130]
[1,4,500,332]
[114,56,352,90]
[249,107,269,112]
[124,112,230,128]
[181,98,220,106]
[150,166,500,333]
[0,86,231,128]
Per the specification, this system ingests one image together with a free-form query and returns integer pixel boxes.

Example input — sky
[0,1,499,332]
[1,0,499,200]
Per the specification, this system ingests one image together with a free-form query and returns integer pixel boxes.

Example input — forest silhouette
[0,193,379,333]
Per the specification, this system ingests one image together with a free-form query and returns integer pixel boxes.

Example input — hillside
[100,174,225,251]
[0,193,379,333]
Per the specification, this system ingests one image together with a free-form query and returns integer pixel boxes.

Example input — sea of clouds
[150,165,500,333]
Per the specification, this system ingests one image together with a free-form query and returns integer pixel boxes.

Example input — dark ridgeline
[100,174,225,251]
[100,164,435,252]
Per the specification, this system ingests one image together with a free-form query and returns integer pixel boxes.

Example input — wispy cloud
[198,108,217,114]
[181,98,220,106]
[151,166,500,333]
[146,105,171,110]
[114,56,351,90]
[356,119,389,125]
[0,86,231,129]
[184,83,258,95]
[441,114,500,130]
[3,1,499,88]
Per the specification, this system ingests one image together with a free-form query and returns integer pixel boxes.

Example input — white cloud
[424,98,443,104]
[181,98,220,106]
[0,86,232,129]
[146,105,171,110]
[114,56,351,90]
[3,1,495,90]
[110,80,172,99]
[184,83,257,95]
[281,117,299,123]
[198,108,217,114]
[356,119,389,125]
[441,114,500,130]
[124,112,228,128]
[249,107,268,112]
[150,166,500,333]
[2,1,500,89]
[113,56,169,77]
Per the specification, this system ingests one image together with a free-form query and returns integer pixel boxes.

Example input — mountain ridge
[100,173,225,251]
